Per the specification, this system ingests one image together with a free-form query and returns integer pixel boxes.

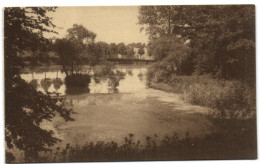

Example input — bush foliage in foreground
[16,116,255,163]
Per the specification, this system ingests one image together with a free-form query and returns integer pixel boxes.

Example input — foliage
[147,71,256,118]
[93,64,126,93]
[54,24,97,76]
[139,5,255,80]
[5,76,74,162]
[95,41,111,60]
[65,74,91,87]
[138,47,145,56]
[138,6,176,40]
[143,5,256,121]
[147,36,192,75]
[65,86,90,95]
[54,38,83,76]
[117,43,127,56]
[143,6,257,159]
[4,7,74,162]
[28,120,256,162]
[4,7,56,67]
[126,46,135,59]
[66,24,96,44]
[182,79,256,118]
[29,79,39,89]
[109,43,118,57]
[85,43,102,67]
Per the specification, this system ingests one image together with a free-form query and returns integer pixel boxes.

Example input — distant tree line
[52,24,147,77]
[20,25,147,67]
[138,5,255,80]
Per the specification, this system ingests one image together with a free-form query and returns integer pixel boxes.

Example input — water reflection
[137,72,144,81]
[66,86,90,95]
[52,78,63,91]
[20,67,147,96]
[126,70,133,76]
[40,78,52,92]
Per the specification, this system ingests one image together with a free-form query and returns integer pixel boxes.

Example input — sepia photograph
[3,4,257,163]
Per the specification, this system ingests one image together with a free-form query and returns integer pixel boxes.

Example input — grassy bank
[146,70,256,118]
[142,67,257,161]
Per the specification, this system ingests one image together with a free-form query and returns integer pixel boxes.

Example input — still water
[20,65,209,149]
[21,67,146,95]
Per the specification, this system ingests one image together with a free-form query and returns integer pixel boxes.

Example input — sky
[45,6,148,44]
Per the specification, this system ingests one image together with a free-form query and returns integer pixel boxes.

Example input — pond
[20,65,210,149]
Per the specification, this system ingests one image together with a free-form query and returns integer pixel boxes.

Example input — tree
[148,36,192,75]
[138,6,176,40]
[109,43,118,58]
[139,5,255,80]
[54,24,97,75]
[138,47,145,57]
[66,24,96,44]
[117,43,127,56]
[54,38,82,76]
[4,7,74,162]
[126,47,135,59]
[95,41,111,60]
[85,43,102,67]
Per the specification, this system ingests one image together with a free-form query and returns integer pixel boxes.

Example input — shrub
[32,122,256,163]
[181,77,256,118]
[93,64,126,93]
[64,74,91,87]
[147,65,256,118]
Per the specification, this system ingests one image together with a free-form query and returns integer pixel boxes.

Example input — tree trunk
[62,64,69,76]
[71,64,74,75]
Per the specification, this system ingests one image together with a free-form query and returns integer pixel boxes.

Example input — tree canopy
[139,5,255,80]
[54,24,98,75]
[66,24,96,44]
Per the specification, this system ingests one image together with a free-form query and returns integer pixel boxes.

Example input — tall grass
[147,65,256,118]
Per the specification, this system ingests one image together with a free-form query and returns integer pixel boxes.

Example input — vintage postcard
[4,5,256,163]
